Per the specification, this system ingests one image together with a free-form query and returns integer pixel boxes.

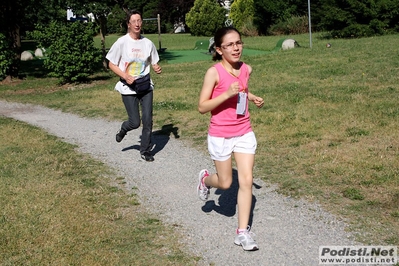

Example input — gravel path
[0,100,361,265]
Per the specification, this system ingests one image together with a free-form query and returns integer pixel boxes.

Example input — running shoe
[234,226,259,251]
[197,169,210,201]
[116,129,126,142]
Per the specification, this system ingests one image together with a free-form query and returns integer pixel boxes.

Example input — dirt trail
[0,100,360,265]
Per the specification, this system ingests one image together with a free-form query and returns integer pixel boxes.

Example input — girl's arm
[198,67,240,114]
[248,92,264,108]
[246,64,264,108]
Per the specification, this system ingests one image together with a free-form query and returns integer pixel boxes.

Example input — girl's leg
[233,152,255,230]
[204,158,233,190]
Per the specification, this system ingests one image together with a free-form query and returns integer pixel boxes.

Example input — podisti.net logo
[319,246,397,265]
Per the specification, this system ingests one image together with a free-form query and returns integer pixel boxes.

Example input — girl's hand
[227,81,240,98]
[253,96,264,108]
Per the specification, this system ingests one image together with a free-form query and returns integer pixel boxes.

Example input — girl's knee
[239,175,253,188]
[218,177,233,190]
[219,182,232,190]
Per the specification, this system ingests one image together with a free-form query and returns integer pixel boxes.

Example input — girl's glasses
[221,41,244,50]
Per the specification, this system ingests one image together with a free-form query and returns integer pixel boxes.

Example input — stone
[282,39,299,50]
[21,51,34,61]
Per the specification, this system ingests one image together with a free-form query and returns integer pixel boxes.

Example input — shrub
[331,24,373,38]
[240,19,258,37]
[30,21,102,84]
[107,5,126,34]
[185,0,226,36]
[269,15,309,35]
[229,0,255,32]
[0,33,14,81]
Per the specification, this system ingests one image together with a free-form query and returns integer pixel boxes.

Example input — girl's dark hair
[126,9,142,24]
[212,27,241,61]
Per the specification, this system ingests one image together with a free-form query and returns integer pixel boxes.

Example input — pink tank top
[208,62,252,137]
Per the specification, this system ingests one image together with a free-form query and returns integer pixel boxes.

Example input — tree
[313,0,399,37]
[0,33,14,81]
[31,21,102,84]
[107,4,128,34]
[0,0,66,81]
[229,0,255,33]
[158,0,195,33]
[185,0,226,36]
[253,0,301,35]
[66,0,125,70]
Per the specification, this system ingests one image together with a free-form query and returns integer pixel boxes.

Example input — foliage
[0,33,14,81]
[313,0,399,37]
[0,0,66,37]
[0,0,66,79]
[240,19,259,37]
[253,0,399,37]
[253,0,308,35]
[229,0,255,33]
[269,15,309,35]
[22,1,66,34]
[107,4,127,34]
[185,0,226,36]
[142,0,160,34]
[31,21,102,84]
[158,0,195,33]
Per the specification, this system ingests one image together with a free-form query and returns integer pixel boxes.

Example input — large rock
[34,48,45,57]
[21,51,34,61]
[282,39,299,50]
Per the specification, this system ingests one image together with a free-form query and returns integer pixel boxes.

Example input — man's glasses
[221,40,244,50]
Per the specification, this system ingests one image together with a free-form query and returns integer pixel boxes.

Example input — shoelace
[199,183,208,196]
[238,226,256,238]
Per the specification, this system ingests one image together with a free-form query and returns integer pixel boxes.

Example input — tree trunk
[9,24,21,79]
[3,0,22,80]
[98,16,108,71]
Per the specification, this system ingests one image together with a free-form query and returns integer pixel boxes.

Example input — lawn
[1,32,398,262]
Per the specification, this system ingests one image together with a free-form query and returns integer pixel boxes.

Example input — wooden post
[157,14,161,50]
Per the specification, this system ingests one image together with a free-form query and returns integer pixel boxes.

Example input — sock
[201,172,209,186]
[201,177,206,186]
[237,228,247,234]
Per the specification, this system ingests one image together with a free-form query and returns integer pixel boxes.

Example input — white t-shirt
[106,34,160,95]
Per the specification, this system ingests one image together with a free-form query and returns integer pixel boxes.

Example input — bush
[0,33,14,81]
[240,19,258,37]
[269,15,309,35]
[229,0,255,32]
[30,21,102,84]
[107,6,126,34]
[185,0,226,36]
[331,24,373,38]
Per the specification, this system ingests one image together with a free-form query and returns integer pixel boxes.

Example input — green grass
[0,117,198,265]
[2,32,399,254]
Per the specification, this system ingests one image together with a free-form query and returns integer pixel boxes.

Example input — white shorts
[207,131,257,161]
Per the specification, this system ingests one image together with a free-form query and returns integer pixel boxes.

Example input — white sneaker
[197,169,210,201]
[234,226,259,251]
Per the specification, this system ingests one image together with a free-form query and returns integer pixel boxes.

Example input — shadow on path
[201,169,262,227]
[121,124,179,155]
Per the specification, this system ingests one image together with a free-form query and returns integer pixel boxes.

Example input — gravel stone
[0,100,363,266]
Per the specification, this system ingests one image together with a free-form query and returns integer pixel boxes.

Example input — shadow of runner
[121,124,179,156]
[201,169,261,227]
